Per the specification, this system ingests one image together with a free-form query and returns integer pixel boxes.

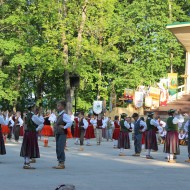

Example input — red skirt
[67,128,73,138]
[74,126,80,138]
[112,128,120,140]
[41,125,54,136]
[84,125,95,139]
[145,130,158,151]
[20,126,24,136]
[1,125,9,134]
[142,132,146,144]
[164,131,180,154]
[0,130,6,155]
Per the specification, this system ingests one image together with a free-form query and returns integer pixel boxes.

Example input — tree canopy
[0,0,190,112]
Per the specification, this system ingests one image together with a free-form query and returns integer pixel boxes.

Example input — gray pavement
[0,138,190,190]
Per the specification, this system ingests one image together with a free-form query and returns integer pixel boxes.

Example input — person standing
[52,100,72,169]
[95,114,104,145]
[132,113,147,157]
[0,110,9,156]
[84,114,95,146]
[118,113,131,156]
[112,116,120,148]
[74,113,80,145]
[105,117,114,142]
[164,109,183,163]
[13,111,24,143]
[78,112,88,151]
[145,112,162,159]
[7,113,14,140]
[184,113,190,163]
[20,104,44,169]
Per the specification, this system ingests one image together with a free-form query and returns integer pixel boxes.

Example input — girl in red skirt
[74,113,80,145]
[113,116,120,148]
[41,111,53,147]
[84,114,95,146]
[0,111,9,156]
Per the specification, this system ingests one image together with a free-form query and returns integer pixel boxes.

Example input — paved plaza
[0,138,190,190]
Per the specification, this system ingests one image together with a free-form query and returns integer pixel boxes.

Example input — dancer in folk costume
[13,111,24,143]
[95,114,104,145]
[84,114,95,146]
[140,117,146,150]
[112,115,120,148]
[145,112,162,159]
[102,113,108,139]
[74,113,80,145]
[164,109,183,163]
[0,110,9,156]
[41,111,54,147]
[118,113,132,156]
[132,113,147,157]
[20,103,44,169]
[7,113,14,140]
[184,113,190,163]
[105,117,114,142]
[52,100,72,169]
[78,112,88,151]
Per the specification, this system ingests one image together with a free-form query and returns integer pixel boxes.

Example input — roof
[166,22,190,52]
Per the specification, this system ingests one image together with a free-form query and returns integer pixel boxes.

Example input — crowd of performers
[1,103,190,169]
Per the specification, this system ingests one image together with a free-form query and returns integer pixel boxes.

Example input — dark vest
[146,118,154,131]
[107,120,112,129]
[134,119,141,135]
[25,112,38,132]
[120,119,128,132]
[44,117,51,125]
[79,118,85,131]
[54,112,67,135]
[166,117,178,131]
[97,119,102,129]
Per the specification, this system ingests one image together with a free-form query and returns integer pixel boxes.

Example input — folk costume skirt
[118,131,130,149]
[164,131,180,155]
[145,129,158,151]
[0,130,6,155]
[20,131,40,158]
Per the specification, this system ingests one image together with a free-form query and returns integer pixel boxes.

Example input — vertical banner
[93,101,103,115]
[134,91,144,108]
[168,73,178,95]
[149,87,161,109]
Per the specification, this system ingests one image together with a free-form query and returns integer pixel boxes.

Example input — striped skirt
[118,131,130,149]
[145,129,158,151]
[164,131,180,154]
[20,131,40,158]
[0,130,6,155]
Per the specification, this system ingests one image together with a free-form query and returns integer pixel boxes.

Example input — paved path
[0,138,190,190]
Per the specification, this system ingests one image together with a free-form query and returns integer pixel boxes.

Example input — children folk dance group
[0,102,190,170]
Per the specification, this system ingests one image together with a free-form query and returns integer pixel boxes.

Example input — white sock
[86,139,90,144]
[142,144,145,149]
[75,138,79,143]
[170,154,174,160]
[147,149,151,156]
[24,157,30,164]
[167,153,170,160]
[120,148,124,153]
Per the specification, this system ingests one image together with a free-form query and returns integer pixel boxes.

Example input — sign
[134,91,144,108]
[93,101,103,114]
[168,73,178,95]
[149,87,160,109]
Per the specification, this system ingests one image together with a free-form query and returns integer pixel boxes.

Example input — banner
[93,101,103,114]
[168,73,178,95]
[149,87,160,109]
[134,91,144,108]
